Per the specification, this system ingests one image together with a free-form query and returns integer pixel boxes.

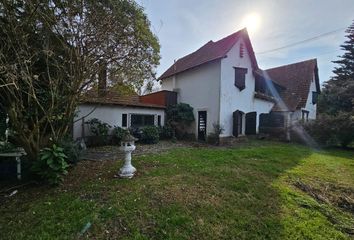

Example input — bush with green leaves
[158,124,173,140]
[141,126,159,144]
[112,126,129,144]
[304,112,354,147]
[57,137,82,165]
[32,144,69,185]
[166,103,195,139]
[0,142,17,153]
[86,118,111,136]
[85,118,111,145]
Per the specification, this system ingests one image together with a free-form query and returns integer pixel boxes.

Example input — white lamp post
[119,133,138,178]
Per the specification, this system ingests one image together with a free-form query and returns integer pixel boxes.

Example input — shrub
[141,126,159,144]
[207,123,225,145]
[112,126,129,144]
[85,118,111,144]
[304,112,354,147]
[57,137,82,165]
[0,142,16,153]
[158,124,173,140]
[32,144,69,185]
[86,118,111,136]
[166,103,195,138]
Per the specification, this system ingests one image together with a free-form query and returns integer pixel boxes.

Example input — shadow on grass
[90,142,314,240]
[2,141,353,239]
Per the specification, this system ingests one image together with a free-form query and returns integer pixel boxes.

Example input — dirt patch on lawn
[293,180,354,235]
[294,180,354,214]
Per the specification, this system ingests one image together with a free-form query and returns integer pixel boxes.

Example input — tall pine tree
[311,20,354,147]
[319,20,354,114]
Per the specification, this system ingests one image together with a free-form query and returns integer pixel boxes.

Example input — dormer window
[234,67,248,91]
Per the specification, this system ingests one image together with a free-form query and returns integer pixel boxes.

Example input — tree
[312,20,354,147]
[319,20,354,115]
[0,0,160,161]
[166,103,195,139]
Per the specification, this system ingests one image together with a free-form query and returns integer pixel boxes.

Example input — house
[72,78,176,140]
[153,28,321,141]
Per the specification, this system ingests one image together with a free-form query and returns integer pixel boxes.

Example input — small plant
[208,123,225,145]
[32,144,69,185]
[57,137,82,165]
[213,123,225,136]
[141,126,159,144]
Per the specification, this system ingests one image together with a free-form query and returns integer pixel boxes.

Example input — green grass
[0,141,353,239]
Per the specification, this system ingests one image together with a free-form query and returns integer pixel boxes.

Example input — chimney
[98,61,107,97]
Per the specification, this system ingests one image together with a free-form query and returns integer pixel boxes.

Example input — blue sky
[139,0,354,85]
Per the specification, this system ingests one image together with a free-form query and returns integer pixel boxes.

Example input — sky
[138,0,354,86]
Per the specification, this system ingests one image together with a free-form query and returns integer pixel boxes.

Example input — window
[157,115,161,126]
[255,75,265,93]
[312,91,318,104]
[234,67,248,91]
[130,114,155,127]
[122,114,127,127]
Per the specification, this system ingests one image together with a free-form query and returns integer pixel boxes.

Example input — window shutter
[122,114,127,127]
[234,67,248,91]
[158,115,161,126]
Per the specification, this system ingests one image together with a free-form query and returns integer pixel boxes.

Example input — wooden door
[233,110,243,137]
[245,112,257,135]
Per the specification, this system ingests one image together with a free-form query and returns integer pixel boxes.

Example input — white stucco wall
[73,104,165,139]
[303,74,318,119]
[290,74,318,122]
[160,77,174,91]
[161,61,221,136]
[219,39,274,137]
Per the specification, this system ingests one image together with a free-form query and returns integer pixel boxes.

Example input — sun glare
[241,13,261,34]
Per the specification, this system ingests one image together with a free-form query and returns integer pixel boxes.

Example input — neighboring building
[155,28,320,141]
[73,90,167,140]
[262,59,320,122]
[73,60,178,141]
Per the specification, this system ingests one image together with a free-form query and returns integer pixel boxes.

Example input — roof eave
[80,101,166,109]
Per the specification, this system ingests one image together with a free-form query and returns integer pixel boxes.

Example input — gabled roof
[80,90,166,109]
[158,28,258,80]
[263,59,320,111]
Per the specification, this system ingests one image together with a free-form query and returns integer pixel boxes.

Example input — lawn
[0,141,353,239]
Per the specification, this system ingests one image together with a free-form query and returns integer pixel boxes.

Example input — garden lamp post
[119,132,138,178]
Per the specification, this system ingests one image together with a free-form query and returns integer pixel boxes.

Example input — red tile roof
[158,28,258,80]
[80,90,166,109]
[264,59,320,111]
